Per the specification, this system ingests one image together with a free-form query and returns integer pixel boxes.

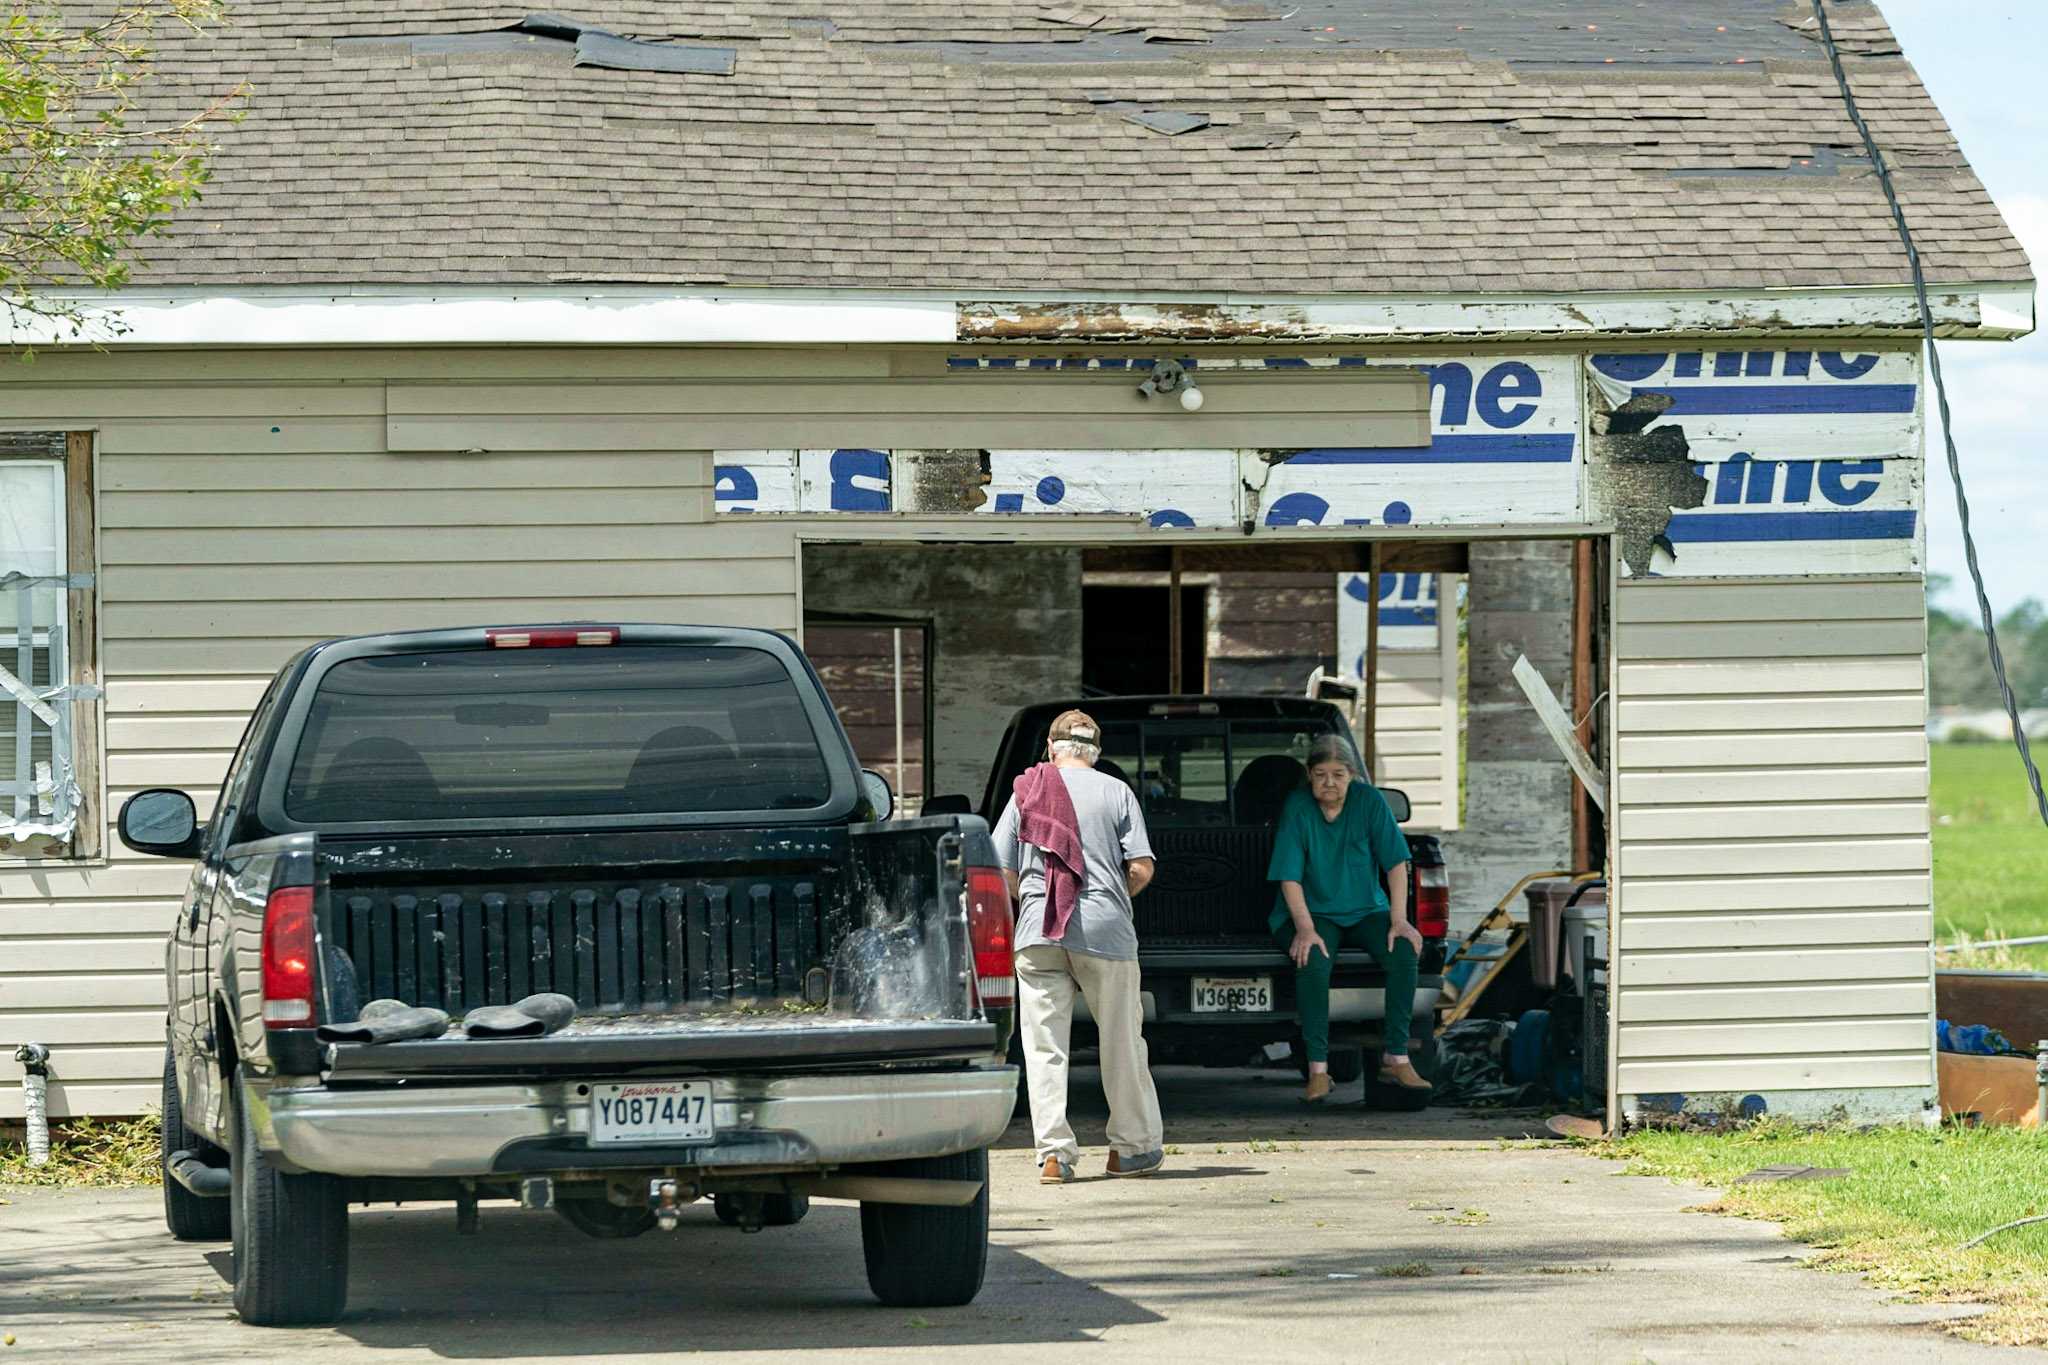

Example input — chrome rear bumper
[266,1066,1017,1178]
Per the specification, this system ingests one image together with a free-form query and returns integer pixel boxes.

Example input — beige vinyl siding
[1612,576,1933,1102]
[1371,648,1459,830]
[0,355,806,1118]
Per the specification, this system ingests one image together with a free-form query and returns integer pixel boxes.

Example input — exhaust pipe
[13,1043,50,1167]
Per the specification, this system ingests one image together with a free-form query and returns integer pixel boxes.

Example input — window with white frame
[1,445,87,855]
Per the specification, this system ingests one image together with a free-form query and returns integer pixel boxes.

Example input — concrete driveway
[0,1066,2006,1363]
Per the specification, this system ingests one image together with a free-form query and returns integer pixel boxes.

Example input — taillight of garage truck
[1413,864,1451,940]
[964,866,1014,1007]
[261,885,317,1027]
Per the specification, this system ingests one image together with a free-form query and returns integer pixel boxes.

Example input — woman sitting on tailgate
[1267,735,1432,1105]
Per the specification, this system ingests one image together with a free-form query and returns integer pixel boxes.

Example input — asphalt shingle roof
[130,0,2034,293]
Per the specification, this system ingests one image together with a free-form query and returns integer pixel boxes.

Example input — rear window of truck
[283,645,833,821]
[1092,717,1362,830]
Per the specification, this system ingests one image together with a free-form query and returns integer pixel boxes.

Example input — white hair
[1050,738,1100,763]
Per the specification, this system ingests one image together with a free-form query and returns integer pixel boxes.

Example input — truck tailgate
[319,829,853,1015]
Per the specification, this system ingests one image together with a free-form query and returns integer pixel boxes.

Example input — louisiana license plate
[1191,976,1273,1013]
[589,1081,716,1145]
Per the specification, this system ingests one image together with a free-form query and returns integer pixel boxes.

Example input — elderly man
[992,709,1164,1184]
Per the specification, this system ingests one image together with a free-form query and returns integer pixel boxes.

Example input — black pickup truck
[950,697,1447,1083]
[125,625,1017,1326]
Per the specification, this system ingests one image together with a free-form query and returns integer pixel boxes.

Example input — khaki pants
[1015,944,1164,1164]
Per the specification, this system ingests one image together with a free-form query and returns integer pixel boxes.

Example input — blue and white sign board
[1588,350,1923,577]
[713,448,889,514]
[1337,572,1441,670]
[713,353,1581,530]
[1258,355,1580,530]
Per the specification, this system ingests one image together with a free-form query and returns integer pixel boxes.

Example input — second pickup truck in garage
[127,624,1017,1326]
[937,696,1448,1084]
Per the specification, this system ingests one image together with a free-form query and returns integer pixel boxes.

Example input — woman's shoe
[1300,1072,1333,1104]
[1377,1058,1433,1091]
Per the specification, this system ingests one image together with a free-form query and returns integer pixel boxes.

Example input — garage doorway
[1082,584,1207,696]
[798,532,1616,1130]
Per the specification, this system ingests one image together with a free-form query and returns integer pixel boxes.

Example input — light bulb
[1179,385,1205,412]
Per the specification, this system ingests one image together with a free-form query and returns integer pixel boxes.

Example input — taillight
[261,885,317,1028]
[965,867,1013,1007]
[1413,865,1451,939]
[487,627,619,648]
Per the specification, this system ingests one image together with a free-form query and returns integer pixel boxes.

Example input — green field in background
[1932,742,2048,969]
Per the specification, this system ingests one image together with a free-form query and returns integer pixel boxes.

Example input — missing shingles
[337,13,736,75]
[1588,389,1706,578]
[1226,125,1298,150]
[1121,108,1211,136]
[1664,145,1871,179]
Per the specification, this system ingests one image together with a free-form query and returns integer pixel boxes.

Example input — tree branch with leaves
[3,1,246,342]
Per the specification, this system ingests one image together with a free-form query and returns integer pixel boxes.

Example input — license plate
[1191,976,1273,1013]
[589,1081,716,1146]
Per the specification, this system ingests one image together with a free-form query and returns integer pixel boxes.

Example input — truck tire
[161,1048,230,1242]
[230,1078,349,1326]
[858,1148,989,1308]
[556,1201,657,1239]
[713,1192,809,1227]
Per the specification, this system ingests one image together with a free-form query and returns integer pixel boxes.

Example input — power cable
[1810,0,2048,828]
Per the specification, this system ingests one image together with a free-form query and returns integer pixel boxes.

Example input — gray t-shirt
[992,764,1155,961]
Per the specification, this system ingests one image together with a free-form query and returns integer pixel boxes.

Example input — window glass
[284,645,832,822]
[1094,723,1142,798]
[1137,727,1230,827]
[0,461,66,841]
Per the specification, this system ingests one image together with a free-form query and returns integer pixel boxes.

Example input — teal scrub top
[1265,781,1411,934]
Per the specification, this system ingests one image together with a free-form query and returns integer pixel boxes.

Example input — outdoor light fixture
[1136,360,1203,411]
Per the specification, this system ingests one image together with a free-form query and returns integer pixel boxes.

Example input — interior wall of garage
[1447,541,1579,927]
[801,543,1084,804]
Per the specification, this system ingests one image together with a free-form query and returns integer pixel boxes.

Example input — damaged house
[0,0,2034,1130]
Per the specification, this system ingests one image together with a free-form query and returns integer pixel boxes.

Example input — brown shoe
[1378,1058,1433,1091]
[1040,1155,1075,1184]
[1300,1072,1333,1105]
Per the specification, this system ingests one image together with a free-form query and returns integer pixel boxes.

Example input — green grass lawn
[1932,742,2048,970]
[1604,1121,2048,1346]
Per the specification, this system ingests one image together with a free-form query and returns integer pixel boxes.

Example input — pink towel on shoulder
[1012,763,1084,941]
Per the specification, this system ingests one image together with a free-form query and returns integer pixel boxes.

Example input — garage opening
[1081,584,1207,696]
[802,533,1612,1131]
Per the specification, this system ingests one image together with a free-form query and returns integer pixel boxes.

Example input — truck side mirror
[118,789,203,858]
[1377,787,1412,824]
[921,794,973,817]
[859,769,895,822]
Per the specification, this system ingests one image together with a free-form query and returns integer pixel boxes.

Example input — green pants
[1275,911,1418,1064]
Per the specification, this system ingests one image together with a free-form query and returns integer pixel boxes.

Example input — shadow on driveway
[193,1202,1159,1356]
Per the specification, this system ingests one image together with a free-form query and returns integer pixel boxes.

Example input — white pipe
[891,628,905,815]
[14,1043,50,1167]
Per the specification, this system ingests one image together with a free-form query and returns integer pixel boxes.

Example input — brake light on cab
[964,866,1014,1007]
[261,884,318,1027]
[486,627,620,648]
